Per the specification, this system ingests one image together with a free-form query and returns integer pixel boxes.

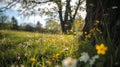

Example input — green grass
[0,30,79,67]
[1,30,116,67]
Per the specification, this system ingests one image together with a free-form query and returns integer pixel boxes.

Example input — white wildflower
[92,55,99,59]
[62,57,77,67]
[89,55,99,65]
[89,59,95,65]
[80,52,90,63]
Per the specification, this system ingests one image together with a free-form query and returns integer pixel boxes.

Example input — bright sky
[0,0,86,27]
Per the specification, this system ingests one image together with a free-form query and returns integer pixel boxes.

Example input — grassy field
[0,30,79,67]
[0,30,116,67]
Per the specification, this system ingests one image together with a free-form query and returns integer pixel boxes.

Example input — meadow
[0,30,119,67]
[0,30,79,67]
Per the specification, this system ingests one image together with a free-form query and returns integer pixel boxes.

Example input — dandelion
[62,57,77,67]
[96,43,107,55]
[80,52,90,63]
[30,57,36,62]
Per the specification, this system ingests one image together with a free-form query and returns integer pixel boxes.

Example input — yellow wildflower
[65,41,70,45]
[53,53,60,59]
[30,57,36,62]
[96,43,108,55]
[49,38,55,43]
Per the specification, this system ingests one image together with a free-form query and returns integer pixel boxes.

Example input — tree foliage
[45,19,61,33]
[0,12,8,23]
[11,16,18,30]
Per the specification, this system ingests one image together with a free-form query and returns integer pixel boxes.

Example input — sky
[0,0,86,27]
[3,9,47,26]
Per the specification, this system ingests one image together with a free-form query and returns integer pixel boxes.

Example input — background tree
[52,0,85,33]
[35,21,43,32]
[0,12,9,29]
[0,12,8,23]
[24,24,34,31]
[45,19,61,33]
[1,0,85,33]
[11,16,18,30]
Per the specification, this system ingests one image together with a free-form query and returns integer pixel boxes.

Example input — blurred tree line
[0,11,62,34]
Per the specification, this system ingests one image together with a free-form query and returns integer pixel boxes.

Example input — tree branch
[0,0,19,11]
[55,0,63,23]
[72,0,83,20]
[29,0,52,4]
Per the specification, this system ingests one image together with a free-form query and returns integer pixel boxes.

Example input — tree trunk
[57,0,81,34]
[83,0,120,44]
[83,0,120,66]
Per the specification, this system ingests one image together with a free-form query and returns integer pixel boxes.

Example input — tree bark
[83,0,120,44]
[57,0,82,34]
[83,0,120,66]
